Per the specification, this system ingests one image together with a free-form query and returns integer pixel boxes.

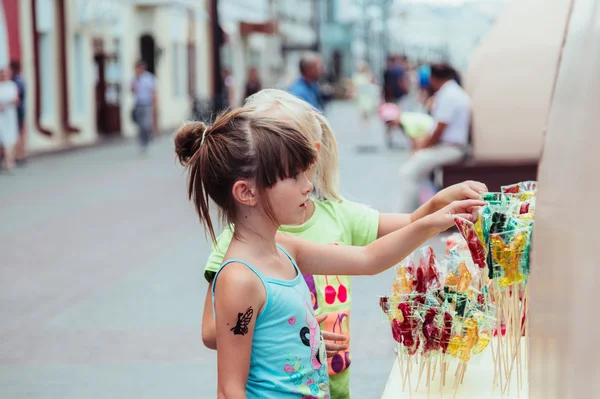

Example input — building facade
[218,0,278,106]
[0,0,211,155]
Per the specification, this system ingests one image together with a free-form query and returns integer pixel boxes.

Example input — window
[73,34,85,115]
[38,32,54,118]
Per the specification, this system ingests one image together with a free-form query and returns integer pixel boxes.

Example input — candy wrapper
[489,227,532,287]
[380,245,497,396]
[454,216,487,270]
[501,181,537,194]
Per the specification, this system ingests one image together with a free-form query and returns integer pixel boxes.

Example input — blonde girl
[199,89,487,398]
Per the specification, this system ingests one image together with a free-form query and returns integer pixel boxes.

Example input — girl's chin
[280,211,306,226]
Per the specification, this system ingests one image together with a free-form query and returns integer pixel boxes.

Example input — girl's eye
[293,172,302,180]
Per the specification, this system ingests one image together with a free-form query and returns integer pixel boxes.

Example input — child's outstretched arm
[377,180,487,237]
[214,263,265,399]
[281,199,484,277]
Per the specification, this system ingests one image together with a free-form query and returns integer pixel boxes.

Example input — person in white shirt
[398,64,471,211]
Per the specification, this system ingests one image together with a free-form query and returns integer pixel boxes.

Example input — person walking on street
[10,61,26,164]
[0,66,20,173]
[244,67,262,100]
[131,61,157,153]
[289,52,325,113]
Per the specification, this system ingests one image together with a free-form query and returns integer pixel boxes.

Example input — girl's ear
[314,141,322,154]
[232,180,258,207]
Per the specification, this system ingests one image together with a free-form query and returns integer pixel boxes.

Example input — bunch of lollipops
[379,180,537,398]
[379,245,496,398]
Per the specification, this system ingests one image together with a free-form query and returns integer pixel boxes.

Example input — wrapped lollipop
[420,305,443,354]
[489,228,531,287]
[471,312,495,355]
[397,298,422,355]
[440,310,454,354]
[446,317,479,362]
[392,264,414,296]
[454,216,487,270]
[501,180,537,194]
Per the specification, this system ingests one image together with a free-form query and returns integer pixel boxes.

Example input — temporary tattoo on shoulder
[231,307,253,335]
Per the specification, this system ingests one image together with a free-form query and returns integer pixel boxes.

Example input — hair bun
[174,121,208,165]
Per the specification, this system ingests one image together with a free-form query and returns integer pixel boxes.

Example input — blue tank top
[212,245,330,398]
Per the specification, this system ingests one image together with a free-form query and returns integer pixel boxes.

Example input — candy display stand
[381,339,527,399]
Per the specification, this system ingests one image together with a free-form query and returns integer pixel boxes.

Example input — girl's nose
[302,173,314,195]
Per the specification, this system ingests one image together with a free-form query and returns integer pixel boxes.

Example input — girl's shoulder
[212,258,266,299]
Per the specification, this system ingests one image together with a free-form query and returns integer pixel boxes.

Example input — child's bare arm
[280,199,484,277]
[214,263,265,399]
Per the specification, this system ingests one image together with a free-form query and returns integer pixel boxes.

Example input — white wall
[194,9,211,99]
[0,1,8,68]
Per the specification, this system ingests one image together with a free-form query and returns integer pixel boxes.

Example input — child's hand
[316,314,349,358]
[430,181,488,211]
[424,199,486,233]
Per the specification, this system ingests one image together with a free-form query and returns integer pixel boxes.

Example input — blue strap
[275,244,301,276]
[211,259,269,319]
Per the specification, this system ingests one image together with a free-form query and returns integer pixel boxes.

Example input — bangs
[250,118,318,188]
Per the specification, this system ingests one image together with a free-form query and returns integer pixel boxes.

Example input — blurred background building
[0,0,509,155]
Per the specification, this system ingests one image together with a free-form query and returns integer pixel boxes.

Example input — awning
[239,20,277,36]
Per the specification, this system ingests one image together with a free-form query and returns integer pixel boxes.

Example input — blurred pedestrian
[221,67,236,108]
[11,60,26,164]
[398,64,471,211]
[382,55,408,105]
[244,67,262,100]
[0,66,20,173]
[289,52,325,112]
[351,61,380,132]
[130,60,157,153]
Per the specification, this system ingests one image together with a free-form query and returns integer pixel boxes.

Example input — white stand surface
[381,340,528,399]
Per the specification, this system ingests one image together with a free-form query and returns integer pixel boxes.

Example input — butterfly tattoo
[231,307,254,335]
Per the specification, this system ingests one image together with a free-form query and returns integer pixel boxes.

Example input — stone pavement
[0,101,446,398]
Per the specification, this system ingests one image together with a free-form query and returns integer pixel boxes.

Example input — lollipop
[454,217,486,269]
[490,230,528,287]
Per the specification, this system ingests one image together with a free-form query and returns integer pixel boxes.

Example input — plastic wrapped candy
[445,261,473,293]
[454,216,487,269]
[518,227,533,277]
[519,191,536,202]
[471,313,494,354]
[379,296,390,314]
[474,205,492,249]
[440,311,454,354]
[501,184,521,194]
[443,232,468,255]
[412,246,442,294]
[421,307,442,353]
[456,262,473,292]
[501,180,537,194]
[396,300,421,355]
[393,266,413,295]
[447,318,480,362]
[490,229,529,287]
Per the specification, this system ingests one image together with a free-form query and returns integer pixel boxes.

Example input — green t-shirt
[204,199,379,397]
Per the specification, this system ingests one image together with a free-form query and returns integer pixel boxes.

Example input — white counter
[381,340,528,399]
